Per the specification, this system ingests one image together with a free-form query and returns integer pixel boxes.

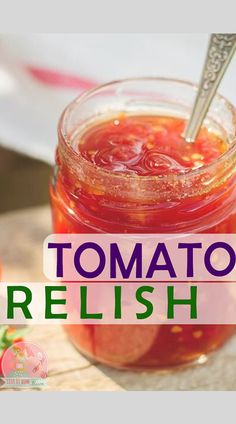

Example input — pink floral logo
[1,341,48,388]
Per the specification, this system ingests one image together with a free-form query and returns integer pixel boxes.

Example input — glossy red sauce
[79,115,227,175]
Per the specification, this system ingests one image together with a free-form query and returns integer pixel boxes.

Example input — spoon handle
[183,34,236,142]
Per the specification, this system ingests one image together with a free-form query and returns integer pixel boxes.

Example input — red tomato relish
[50,113,236,369]
[79,114,227,175]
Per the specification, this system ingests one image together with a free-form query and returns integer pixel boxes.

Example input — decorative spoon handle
[183,33,236,142]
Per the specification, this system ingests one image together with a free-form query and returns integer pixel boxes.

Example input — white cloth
[0,34,235,164]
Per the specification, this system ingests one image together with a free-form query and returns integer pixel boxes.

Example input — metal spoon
[183,33,236,143]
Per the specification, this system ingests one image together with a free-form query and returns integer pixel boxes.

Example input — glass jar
[50,78,236,370]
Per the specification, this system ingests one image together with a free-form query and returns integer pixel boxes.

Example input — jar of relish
[50,78,236,370]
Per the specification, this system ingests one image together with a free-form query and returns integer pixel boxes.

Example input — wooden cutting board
[0,205,236,391]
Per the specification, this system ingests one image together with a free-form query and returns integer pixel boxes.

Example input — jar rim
[58,77,236,183]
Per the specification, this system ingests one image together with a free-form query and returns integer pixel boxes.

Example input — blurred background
[0,33,236,212]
